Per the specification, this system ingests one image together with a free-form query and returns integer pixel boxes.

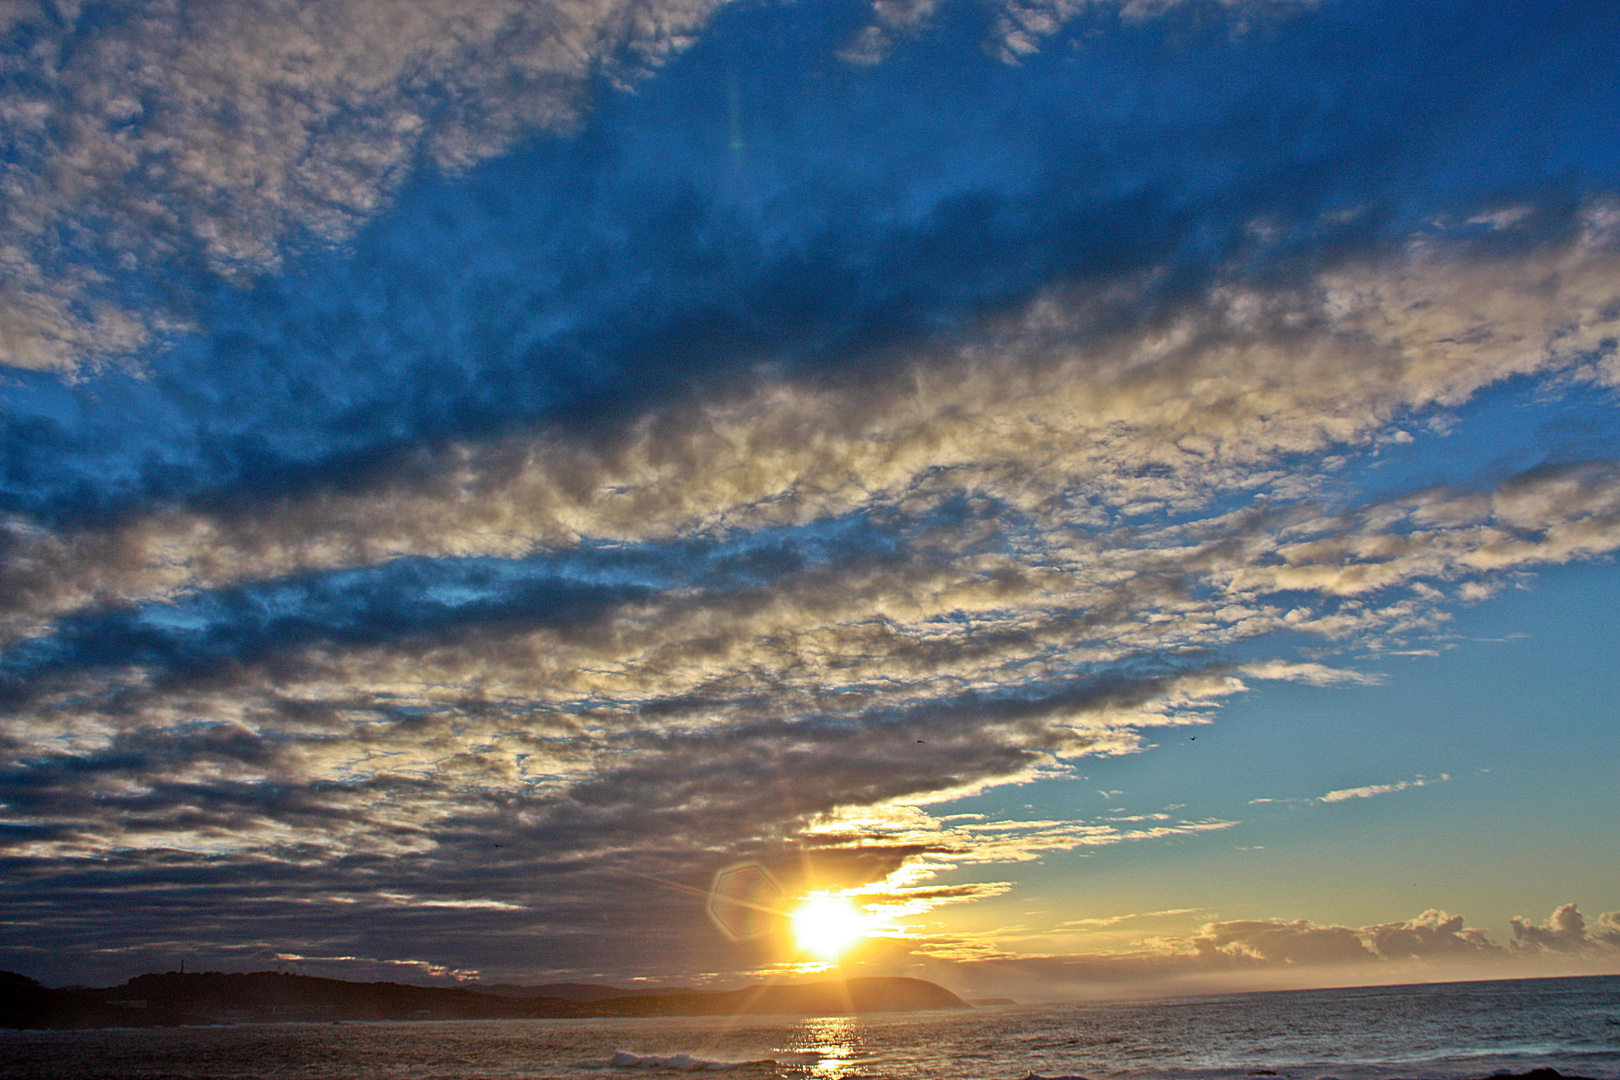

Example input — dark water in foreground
[2,974,1616,1080]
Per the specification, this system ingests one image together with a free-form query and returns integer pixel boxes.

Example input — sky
[1,0,1619,1000]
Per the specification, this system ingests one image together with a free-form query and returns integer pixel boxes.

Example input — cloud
[1,213,1616,976]
[1237,661,1382,686]
[1511,902,1620,954]
[848,0,1320,68]
[0,0,1384,379]
[877,905,1602,1000]
[1363,909,1501,959]
[1189,918,1374,966]
[7,195,1620,650]
[7,0,1618,530]
[840,0,941,65]
[988,0,1320,62]
[0,0,730,373]
[1319,774,1449,804]
[1060,908,1201,929]
[2,0,1619,987]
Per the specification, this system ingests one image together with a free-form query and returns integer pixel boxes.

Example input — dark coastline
[0,969,966,1030]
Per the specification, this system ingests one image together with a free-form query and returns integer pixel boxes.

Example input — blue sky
[1,0,1618,996]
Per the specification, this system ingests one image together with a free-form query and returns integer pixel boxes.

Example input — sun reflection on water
[784,1015,865,1078]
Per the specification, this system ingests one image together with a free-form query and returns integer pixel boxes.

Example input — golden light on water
[790,892,871,960]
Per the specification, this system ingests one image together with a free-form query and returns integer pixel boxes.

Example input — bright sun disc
[791,893,869,959]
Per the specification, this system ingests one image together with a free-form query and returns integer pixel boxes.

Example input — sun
[790,892,870,960]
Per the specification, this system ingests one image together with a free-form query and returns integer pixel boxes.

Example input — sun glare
[791,892,870,960]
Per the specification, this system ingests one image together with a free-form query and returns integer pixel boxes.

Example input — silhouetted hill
[118,971,596,1022]
[477,981,691,1001]
[0,970,200,1029]
[0,970,967,1029]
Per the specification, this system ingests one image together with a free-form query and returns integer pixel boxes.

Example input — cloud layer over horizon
[2,0,1619,989]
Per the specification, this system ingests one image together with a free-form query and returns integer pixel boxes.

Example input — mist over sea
[2,974,1615,1080]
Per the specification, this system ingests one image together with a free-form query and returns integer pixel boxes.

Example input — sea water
[1,973,1615,1080]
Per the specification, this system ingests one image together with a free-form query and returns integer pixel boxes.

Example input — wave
[606,1049,779,1070]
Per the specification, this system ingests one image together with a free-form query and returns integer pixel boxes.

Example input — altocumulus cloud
[0,0,728,372]
[1,0,1619,985]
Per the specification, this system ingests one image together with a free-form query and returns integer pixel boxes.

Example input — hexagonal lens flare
[706,861,785,941]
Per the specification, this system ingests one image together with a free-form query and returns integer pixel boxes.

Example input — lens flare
[707,862,784,941]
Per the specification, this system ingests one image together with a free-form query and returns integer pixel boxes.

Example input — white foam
[607,1050,774,1070]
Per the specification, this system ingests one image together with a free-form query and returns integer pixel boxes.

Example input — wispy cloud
[1252,773,1453,806]
[1060,908,1202,929]
[1319,774,1449,804]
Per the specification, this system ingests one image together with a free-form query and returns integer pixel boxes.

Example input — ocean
[2,974,1616,1080]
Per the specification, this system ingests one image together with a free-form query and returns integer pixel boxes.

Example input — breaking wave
[606,1049,778,1070]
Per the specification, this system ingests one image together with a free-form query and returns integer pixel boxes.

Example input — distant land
[0,969,968,1030]
[477,981,694,1001]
